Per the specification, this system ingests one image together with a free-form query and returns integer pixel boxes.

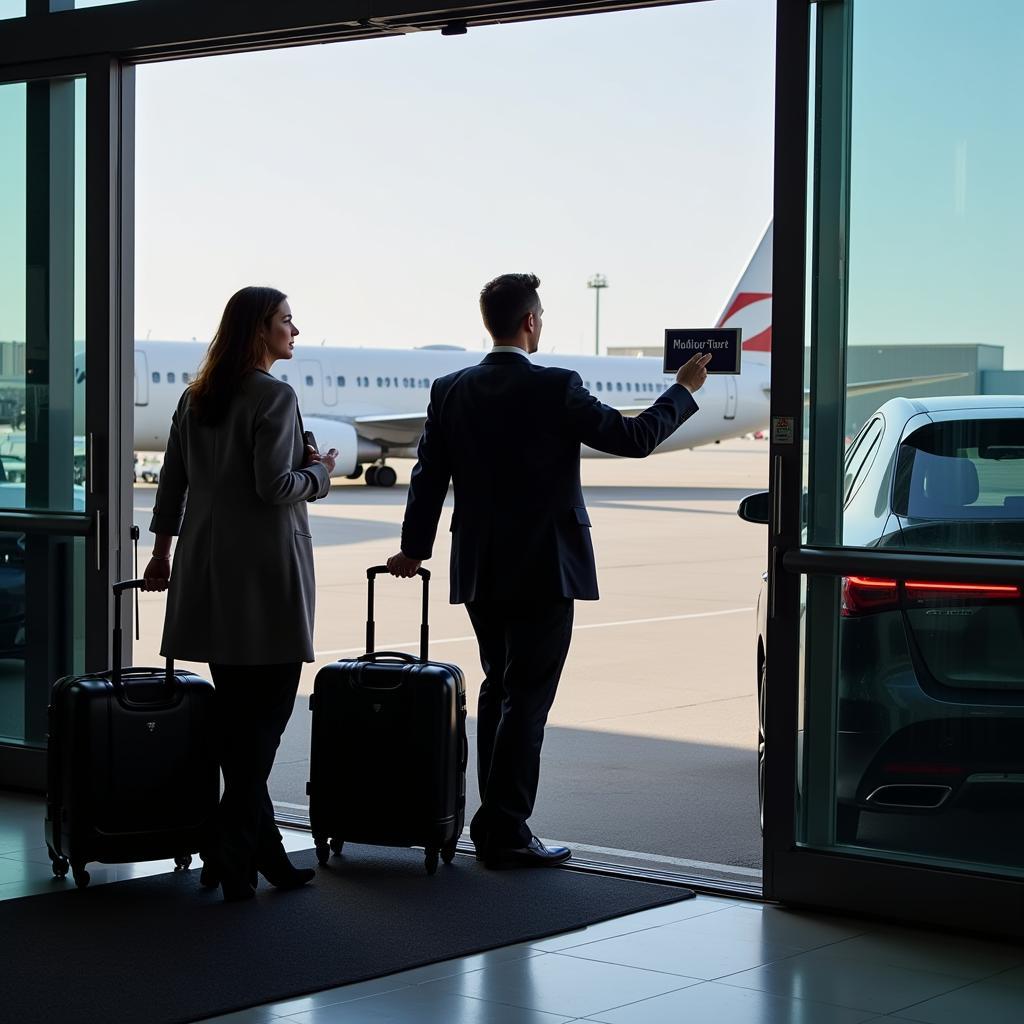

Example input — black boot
[258,845,315,890]
[202,856,257,890]
[220,877,256,902]
[199,860,220,889]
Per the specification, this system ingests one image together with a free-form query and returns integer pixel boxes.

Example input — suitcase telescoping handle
[365,565,430,662]
[112,580,175,690]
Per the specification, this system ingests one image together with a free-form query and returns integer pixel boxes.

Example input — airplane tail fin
[715,220,773,352]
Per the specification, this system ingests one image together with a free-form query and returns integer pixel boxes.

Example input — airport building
[613,342,1024,435]
[2,3,1023,1023]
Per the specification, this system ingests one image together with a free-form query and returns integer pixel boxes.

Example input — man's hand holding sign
[675,351,713,394]
[664,327,742,376]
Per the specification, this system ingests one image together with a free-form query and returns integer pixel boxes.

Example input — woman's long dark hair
[189,286,286,424]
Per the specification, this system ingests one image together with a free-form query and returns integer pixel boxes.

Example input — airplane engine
[302,417,380,477]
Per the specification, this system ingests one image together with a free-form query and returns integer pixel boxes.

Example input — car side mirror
[737,491,770,525]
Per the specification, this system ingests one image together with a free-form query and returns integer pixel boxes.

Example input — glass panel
[1,1,139,19]
[0,75,87,760]
[0,78,86,512]
[800,0,1024,878]
[842,0,1024,558]
[0,533,85,746]
[0,87,26,468]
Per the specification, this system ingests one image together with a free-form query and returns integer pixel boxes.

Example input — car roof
[875,394,1024,420]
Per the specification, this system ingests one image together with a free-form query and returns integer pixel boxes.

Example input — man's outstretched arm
[565,351,710,457]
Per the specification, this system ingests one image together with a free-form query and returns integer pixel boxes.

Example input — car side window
[842,426,870,496]
[873,446,899,519]
[844,418,884,506]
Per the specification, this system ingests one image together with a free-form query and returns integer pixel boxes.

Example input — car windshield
[892,417,1024,520]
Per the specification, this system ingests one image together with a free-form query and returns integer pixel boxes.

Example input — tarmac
[133,437,770,884]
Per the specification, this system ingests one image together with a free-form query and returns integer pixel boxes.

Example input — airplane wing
[841,371,971,398]
[352,402,656,443]
[773,371,973,401]
[352,412,427,446]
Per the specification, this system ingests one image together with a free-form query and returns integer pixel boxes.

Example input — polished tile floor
[3,791,1022,1023]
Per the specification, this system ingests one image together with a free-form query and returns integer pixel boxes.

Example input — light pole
[587,273,608,356]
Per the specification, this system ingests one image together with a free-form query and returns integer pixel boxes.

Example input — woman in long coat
[144,285,337,901]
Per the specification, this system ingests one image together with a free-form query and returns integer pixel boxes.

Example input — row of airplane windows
[149,371,667,395]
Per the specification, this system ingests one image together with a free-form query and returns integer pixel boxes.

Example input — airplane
[115,221,965,488]
[125,226,775,488]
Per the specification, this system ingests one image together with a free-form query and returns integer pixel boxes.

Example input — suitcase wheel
[441,842,456,866]
[72,865,90,889]
[174,855,192,872]
[424,848,439,876]
[49,851,69,879]
[329,838,344,856]
[314,840,331,866]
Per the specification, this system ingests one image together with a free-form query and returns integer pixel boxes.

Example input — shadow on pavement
[270,708,762,876]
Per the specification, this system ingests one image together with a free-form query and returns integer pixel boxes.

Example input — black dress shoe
[484,837,572,869]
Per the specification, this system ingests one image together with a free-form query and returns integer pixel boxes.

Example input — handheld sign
[663,328,742,375]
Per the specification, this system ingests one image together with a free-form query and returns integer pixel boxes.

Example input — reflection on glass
[0,532,27,743]
[839,404,1024,553]
[0,533,85,746]
[0,78,86,512]
[800,544,1024,876]
[801,0,1024,878]
[825,567,1024,876]
[842,0,1024,556]
[0,83,27,507]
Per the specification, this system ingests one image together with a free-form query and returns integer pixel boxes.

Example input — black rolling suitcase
[45,580,219,888]
[308,566,467,875]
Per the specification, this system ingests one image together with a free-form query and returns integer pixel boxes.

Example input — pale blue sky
[3,1,1019,367]
[132,1,776,354]
[846,0,1024,367]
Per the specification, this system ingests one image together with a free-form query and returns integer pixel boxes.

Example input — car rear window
[892,418,1024,519]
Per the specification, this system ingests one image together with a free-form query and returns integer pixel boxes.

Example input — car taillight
[841,576,899,616]
[841,576,1021,616]
[903,581,1020,601]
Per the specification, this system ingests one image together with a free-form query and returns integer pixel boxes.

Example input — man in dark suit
[387,273,709,867]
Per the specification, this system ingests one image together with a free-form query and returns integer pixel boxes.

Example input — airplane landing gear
[346,465,364,480]
[364,464,397,488]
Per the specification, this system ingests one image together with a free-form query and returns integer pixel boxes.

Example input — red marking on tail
[717,292,771,328]
[742,327,772,352]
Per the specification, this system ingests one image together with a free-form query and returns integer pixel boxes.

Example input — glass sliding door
[0,59,134,789]
[765,0,1024,936]
[0,74,88,763]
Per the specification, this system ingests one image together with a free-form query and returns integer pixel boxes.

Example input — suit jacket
[150,369,331,664]
[400,351,698,603]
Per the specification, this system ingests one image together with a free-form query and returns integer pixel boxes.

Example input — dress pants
[207,662,302,884]
[465,598,574,850]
